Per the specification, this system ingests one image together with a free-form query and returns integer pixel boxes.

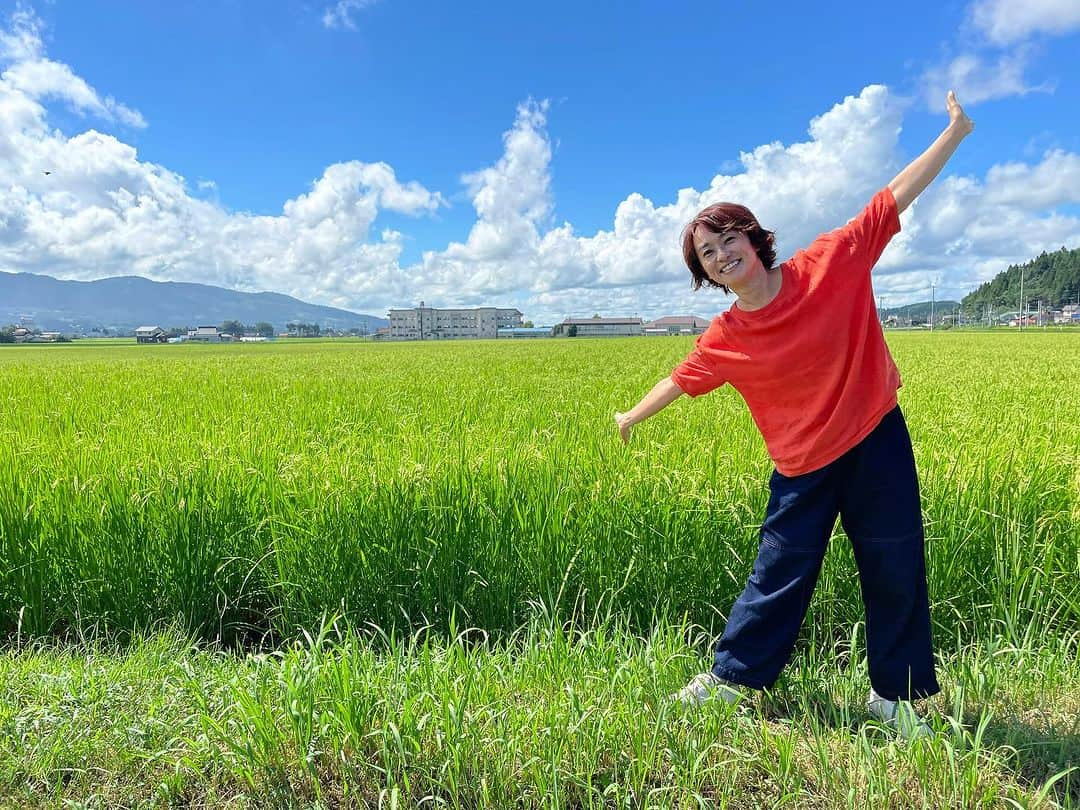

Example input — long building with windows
[387,302,523,340]
[643,315,711,336]
[552,316,643,337]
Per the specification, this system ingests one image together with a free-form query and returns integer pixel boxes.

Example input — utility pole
[930,283,936,333]
[1018,266,1025,332]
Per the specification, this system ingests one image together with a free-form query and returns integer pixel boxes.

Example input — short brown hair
[681,203,777,293]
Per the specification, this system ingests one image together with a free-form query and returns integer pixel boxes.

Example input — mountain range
[882,300,961,320]
[0,272,388,334]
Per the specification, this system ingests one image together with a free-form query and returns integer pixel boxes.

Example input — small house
[188,326,222,342]
[135,326,166,343]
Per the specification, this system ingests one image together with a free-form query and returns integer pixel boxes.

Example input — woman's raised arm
[887,90,974,215]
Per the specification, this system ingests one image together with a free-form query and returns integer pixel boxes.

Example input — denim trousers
[711,405,941,702]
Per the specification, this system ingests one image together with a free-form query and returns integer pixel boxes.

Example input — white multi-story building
[387,302,523,340]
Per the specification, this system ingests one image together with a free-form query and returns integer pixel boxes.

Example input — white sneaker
[867,688,933,739]
[670,672,747,707]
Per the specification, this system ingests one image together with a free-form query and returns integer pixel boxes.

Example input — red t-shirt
[671,187,902,476]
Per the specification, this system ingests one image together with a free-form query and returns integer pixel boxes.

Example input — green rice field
[0,332,1077,807]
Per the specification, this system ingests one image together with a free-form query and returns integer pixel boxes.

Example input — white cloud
[981,150,1080,208]
[921,47,1053,108]
[919,0,1080,111]
[3,59,146,127]
[0,10,145,128]
[0,7,44,62]
[419,100,554,292]
[971,0,1080,45]
[322,0,376,31]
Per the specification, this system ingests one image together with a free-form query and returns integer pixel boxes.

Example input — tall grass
[2,613,1077,807]
[0,333,1077,650]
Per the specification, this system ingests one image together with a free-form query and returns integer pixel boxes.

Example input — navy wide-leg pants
[711,406,940,702]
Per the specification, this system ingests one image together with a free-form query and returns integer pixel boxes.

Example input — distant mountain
[882,300,960,321]
[0,272,389,334]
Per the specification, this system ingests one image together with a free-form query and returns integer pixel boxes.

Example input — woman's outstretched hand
[888,89,975,214]
[614,412,633,444]
[946,90,974,137]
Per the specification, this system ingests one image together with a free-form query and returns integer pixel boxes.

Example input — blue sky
[1,0,1079,322]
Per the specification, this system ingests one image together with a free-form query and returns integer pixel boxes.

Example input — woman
[615,91,974,738]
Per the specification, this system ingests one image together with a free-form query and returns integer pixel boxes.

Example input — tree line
[962,246,1080,313]
[220,320,276,337]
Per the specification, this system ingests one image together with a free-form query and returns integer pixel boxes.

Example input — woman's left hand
[946,90,974,137]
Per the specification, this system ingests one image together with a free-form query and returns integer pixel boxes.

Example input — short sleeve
[671,341,726,398]
[837,187,901,273]
[791,188,901,281]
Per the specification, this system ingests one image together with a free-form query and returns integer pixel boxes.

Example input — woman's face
[694,228,761,287]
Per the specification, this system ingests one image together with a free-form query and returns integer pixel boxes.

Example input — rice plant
[0,332,1077,806]
[0,333,1076,647]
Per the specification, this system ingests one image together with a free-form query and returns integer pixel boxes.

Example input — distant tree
[522,320,534,328]
[0,327,14,344]
[255,321,274,338]
[221,319,245,336]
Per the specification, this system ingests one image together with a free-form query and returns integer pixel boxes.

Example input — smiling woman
[615,91,976,739]
[681,202,778,305]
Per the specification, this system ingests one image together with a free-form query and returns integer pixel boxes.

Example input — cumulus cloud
[0,10,1078,325]
[419,100,554,294]
[971,0,1080,45]
[322,0,377,31]
[921,0,1079,110]
[0,10,145,128]
[411,84,1079,319]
